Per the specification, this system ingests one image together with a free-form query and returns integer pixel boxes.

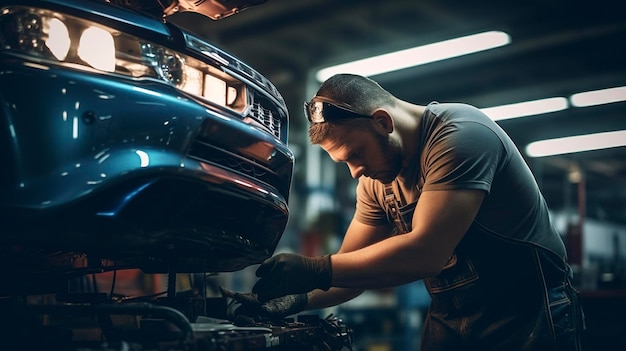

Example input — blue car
[0,0,294,293]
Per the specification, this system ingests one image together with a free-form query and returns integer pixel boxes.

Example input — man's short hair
[315,74,395,115]
[308,74,395,144]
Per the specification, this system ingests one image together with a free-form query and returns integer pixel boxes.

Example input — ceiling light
[570,86,626,107]
[481,97,569,121]
[315,31,511,82]
[525,130,626,157]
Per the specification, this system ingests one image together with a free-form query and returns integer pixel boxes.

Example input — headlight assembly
[0,6,248,113]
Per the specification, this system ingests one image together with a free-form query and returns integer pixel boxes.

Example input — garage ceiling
[171,0,626,226]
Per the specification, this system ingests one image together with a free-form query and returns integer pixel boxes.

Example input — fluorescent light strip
[525,130,626,157]
[481,85,626,121]
[570,86,626,107]
[315,31,511,82]
[482,97,569,121]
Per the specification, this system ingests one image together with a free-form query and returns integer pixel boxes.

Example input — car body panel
[0,0,294,294]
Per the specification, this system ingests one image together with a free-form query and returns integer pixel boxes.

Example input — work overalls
[384,184,584,350]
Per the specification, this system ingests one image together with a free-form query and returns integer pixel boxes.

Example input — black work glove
[252,253,332,302]
[220,287,307,320]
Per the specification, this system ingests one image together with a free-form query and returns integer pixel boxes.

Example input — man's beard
[375,132,403,184]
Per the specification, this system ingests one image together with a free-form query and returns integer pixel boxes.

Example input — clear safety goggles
[304,96,372,123]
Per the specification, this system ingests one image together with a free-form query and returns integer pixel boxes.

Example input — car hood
[108,0,267,20]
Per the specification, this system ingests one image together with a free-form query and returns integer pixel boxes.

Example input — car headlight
[0,6,247,113]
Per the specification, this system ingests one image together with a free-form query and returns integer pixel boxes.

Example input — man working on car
[223,73,584,350]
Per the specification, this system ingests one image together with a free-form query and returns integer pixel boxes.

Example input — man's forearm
[306,287,364,310]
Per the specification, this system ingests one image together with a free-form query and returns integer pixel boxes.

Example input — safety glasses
[304,96,372,123]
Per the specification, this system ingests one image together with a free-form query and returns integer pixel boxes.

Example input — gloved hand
[220,287,307,320]
[252,253,332,302]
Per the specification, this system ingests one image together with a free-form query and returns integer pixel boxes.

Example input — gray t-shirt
[355,102,566,260]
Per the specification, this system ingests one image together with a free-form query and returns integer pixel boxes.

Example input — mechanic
[223,73,585,350]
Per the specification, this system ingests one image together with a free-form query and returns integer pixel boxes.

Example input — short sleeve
[354,177,388,226]
[422,121,505,193]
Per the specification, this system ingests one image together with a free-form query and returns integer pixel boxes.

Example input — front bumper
[0,53,293,279]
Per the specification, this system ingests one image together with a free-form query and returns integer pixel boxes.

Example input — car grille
[249,101,281,139]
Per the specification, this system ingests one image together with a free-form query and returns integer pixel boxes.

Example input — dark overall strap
[383,182,411,235]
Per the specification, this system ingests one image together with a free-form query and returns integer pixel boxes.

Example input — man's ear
[372,109,394,133]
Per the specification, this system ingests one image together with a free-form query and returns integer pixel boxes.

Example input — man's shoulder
[425,102,495,130]
[427,102,482,115]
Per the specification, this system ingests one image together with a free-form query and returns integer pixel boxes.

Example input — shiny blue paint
[0,0,294,282]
